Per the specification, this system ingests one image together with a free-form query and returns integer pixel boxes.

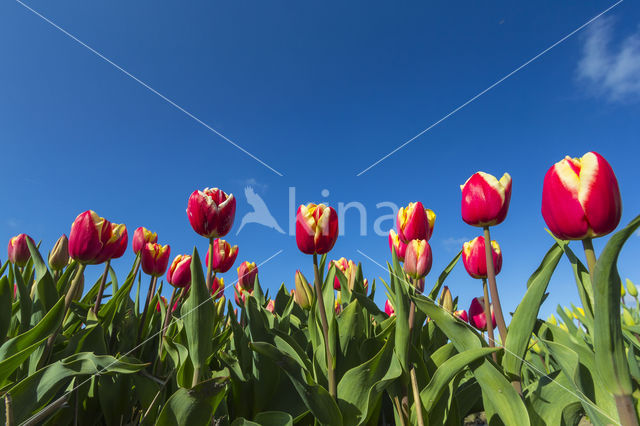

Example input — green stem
[582,237,597,279]
[410,366,424,426]
[207,237,214,290]
[482,278,497,362]
[92,260,111,315]
[313,253,336,400]
[137,276,157,345]
[615,394,639,426]
[192,367,200,388]
[483,227,508,345]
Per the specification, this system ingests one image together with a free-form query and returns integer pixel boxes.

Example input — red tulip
[295,203,339,255]
[93,222,128,264]
[330,257,352,290]
[205,239,239,273]
[385,299,395,317]
[68,211,111,263]
[141,243,171,277]
[187,188,236,238]
[7,234,34,267]
[156,296,167,312]
[462,236,502,279]
[454,309,469,323]
[132,227,157,255]
[461,172,512,227]
[403,239,432,280]
[396,202,436,242]
[468,297,496,331]
[167,255,192,288]
[388,230,408,261]
[266,300,275,313]
[237,261,258,292]
[541,151,622,240]
[234,282,251,306]
[211,276,224,299]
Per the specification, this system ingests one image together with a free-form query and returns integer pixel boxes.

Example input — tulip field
[1,151,640,425]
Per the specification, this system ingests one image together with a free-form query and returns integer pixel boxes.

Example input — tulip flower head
[211,276,224,299]
[266,300,275,314]
[167,255,192,288]
[8,234,34,267]
[461,172,512,227]
[205,239,239,273]
[132,227,157,255]
[541,152,621,240]
[453,309,469,323]
[93,222,128,264]
[68,211,110,264]
[141,243,171,277]
[403,239,433,280]
[468,297,496,331]
[396,202,436,242]
[385,299,395,317]
[237,261,258,292]
[462,236,502,279]
[187,188,236,238]
[388,230,408,262]
[296,203,339,255]
[234,282,252,306]
[439,286,453,313]
[48,234,69,270]
[330,257,353,290]
[294,270,313,309]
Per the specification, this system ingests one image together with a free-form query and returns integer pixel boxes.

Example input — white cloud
[442,237,469,252]
[577,17,640,102]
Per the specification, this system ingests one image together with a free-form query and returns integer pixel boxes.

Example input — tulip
[187,188,236,238]
[541,152,621,240]
[211,276,224,299]
[396,202,436,242]
[68,211,111,264]
[141,243,171,277]
[330,257,351,290]
[48,234,69,270]
[132,227,157,255]
[266,300,275,314]
[439,286,453,313]
[453,309,469,323]
[205,239,239,273]
[237,261,258,292]
[461,172,512,227]
[156,296,167,313]
[385,299,395,317]
[167,255,192,288]
[8,234,34,267]
[93,222,128,264]
[388,230,408,261]
[627,279,638,298]
[234,282,251,306]
[462,236,502,279]
[403,240,432,280]
[468,297,496,331]
[334,291,342,314]
[295,203,339,255]
[294,270,313,309]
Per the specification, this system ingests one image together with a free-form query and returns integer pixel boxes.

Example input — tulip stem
[92,260,111,315]
[207,237,214,290]
[313,253,336,400]
[615,394,639,426]
[582,237,597,278]
[160,288,177,345]
[137,276,157,345]
[410,366,424,426]
[482,278,497,362]
[482,227,508,345]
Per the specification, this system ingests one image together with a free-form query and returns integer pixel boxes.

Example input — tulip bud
[8,234,35,267]
[548,314,558,325]
[141,243,171,277]
[167,255,192,288]
[187,188,236,238]
[266,300,275,314]
[237,261,258,292]
[403,239,432,280]
[626,279,638,298]
[205,239,239,273]
[462,236,502,279]
[623,308,635,327]
[385,299,395,317]
[234,282,251,306]
[388,230,408,261]
[211,276,224,299]
[294,270,313,309]
[132,227,157,255]
[439,286,453,313]
[542,152,621,240]
[330,257,354,291]
[396,202,436,242]
[215,296,226,318]
[334,291,342,314]
[461,172,512,227]
[48,234,69,270]
[468,297,496,331]
[296,203,339,255]
[453,309,468,323]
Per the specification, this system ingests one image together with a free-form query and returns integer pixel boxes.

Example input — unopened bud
[626,279,638,298]
[294,270,313,309]
[48,234,69,271]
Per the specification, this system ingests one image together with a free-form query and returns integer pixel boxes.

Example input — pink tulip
[93,222,128,264]
[187,188,236,238]
[205,239,239,273]
[542,151,621,240]
[68,211,111,264]
[237,261,258,292]
[296,203,339,255]
[7,234,34,267]
[461,172,512,227]
[141,243,171,277]
[266,300,275,313]
[132,227,157,255]
[385,299,395,317]
[396,202,436,242]
[388,230,408,261]
[454,309,469,323]
[462,236,502,279]
[403,239,432,280]
[211,276,224,299]
[468,297,496,331]
[167,255,192,288]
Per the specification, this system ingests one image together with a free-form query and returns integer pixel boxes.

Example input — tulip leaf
[0,277,13,343]
[525,371,583,426]
[26,238,58,312]
[231,412,294,426]
[250,341,343,426]
[156,377,227,426]
[12,265,32,334]
[390,250,410,373]
[593,214,640,399]
[503,242,563,382]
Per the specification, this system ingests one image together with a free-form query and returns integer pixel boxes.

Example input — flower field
[0,151,638,425]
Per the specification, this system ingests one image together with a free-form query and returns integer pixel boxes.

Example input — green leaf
[26,238,58,312]
[593,215,640,397]
[0,277,13,343]
[525,372,582,426]
[428,250,461,300]
[231,412,294,426]
[12,265,32,334]
[503,243,563,382]
[156,377,227,426]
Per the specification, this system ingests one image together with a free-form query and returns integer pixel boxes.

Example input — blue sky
[1,0,640,321]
